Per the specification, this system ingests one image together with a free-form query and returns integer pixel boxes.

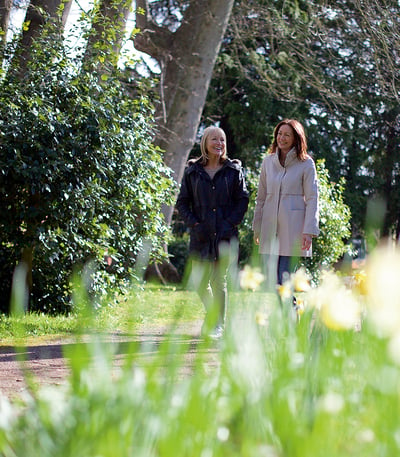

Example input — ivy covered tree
[0,19,174,313]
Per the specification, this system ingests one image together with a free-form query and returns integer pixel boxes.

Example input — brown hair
[269,119,308,161]
[199,126,228,165]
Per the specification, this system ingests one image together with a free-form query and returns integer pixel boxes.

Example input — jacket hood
[186,157,242,170]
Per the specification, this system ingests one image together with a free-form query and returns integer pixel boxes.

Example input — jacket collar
[274,147,297,167]
[187,157,241,174]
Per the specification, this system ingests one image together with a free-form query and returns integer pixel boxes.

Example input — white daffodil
[366,245,400,337]
[292,267,311,292]
[307,270,361,331]
[239,265,265,291]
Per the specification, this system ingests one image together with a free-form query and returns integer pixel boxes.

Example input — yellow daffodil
[292,268,311,292]
[353,270,367,295]
[307,270,361,331]
[277,282,292,300]
[320,290,361,331]
[295,298,305,316]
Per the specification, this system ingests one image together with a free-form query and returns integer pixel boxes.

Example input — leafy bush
[300,159,352,281]
[0,20,174,313]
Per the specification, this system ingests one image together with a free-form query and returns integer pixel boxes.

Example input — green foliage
[201,0,400,238]
[300,159,352,281]
[0,20,174,313]
[237,168,259,266]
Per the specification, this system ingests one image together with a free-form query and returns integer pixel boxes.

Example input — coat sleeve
[303,160,320,236]
[175,171,198,228]
[252,159,267,237]
[226,167,249,227]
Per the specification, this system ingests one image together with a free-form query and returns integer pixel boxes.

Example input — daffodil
[255,311,268,326]
[307,270,361,331]
[320,289,361,331]
[292,268,311,292]
[366,245,400,337]
[239,265,264,291]
[353,270,367,295]
[295,298,305,316]
[277,282,292,300]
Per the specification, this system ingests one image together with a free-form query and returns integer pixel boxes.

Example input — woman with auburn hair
[253,119,319,289]
[176,126,249,339]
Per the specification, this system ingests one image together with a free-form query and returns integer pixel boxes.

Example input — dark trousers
[262,254,297,287]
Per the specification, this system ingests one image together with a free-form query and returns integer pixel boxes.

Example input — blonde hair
[199,126,228,165]
[269,119,308,161]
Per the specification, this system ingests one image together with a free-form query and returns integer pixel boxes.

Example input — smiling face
[276,124,295,154]
[205,128,226,159]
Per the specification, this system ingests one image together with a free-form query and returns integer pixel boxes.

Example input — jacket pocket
[220,219,236,241]
[191,223,209,243]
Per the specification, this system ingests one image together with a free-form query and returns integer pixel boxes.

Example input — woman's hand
[302,234,312,251]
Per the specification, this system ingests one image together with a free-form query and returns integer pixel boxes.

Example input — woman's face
[277,124,295,154]
[206,129,226,159]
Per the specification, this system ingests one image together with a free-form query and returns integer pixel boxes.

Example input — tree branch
[133,0,173,62]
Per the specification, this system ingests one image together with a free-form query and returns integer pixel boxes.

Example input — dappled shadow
[0,321,220,399]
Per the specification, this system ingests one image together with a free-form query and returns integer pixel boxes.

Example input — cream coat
[252,148,319,257]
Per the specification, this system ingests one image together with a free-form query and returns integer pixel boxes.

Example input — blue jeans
[262,255,297,287]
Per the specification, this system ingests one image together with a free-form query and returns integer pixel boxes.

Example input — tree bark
[134,0,234,225]
[14,0,72,74]
[84,0,132,65]
[0,0,12,44]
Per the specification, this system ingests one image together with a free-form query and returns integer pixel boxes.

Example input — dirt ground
[0,320,218,401]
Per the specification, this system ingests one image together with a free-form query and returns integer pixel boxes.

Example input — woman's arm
[303,160,320,237]
[175,172,198,228]
[226,168,249,227]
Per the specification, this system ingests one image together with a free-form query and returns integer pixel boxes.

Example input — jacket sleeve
[175,170,198,228]
[252,159,267,237]
[226,167,249,226]
[303,159,320,236]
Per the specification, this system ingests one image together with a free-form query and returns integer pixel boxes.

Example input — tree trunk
[381,118,397,238]
[0,0,12,44]
[14,0,72,74]
[134,0,234,225]
[84,0,132,65]
[9,0,72,308]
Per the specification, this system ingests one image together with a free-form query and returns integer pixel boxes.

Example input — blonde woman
[176,126,249,338]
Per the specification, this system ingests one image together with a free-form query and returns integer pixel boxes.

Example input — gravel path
[0,320,218,401]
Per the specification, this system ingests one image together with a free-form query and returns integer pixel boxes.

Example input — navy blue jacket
[176,158,249,261]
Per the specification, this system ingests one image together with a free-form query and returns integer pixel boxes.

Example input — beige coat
[252,148,319,257]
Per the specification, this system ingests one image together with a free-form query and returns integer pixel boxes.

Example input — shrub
[300,159,352,281]
[0,20,174,313]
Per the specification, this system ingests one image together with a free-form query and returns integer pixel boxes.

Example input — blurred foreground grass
[1,244,400,456]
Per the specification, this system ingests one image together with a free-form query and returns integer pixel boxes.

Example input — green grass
[2,248,400,456]
[0,282,204,345]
